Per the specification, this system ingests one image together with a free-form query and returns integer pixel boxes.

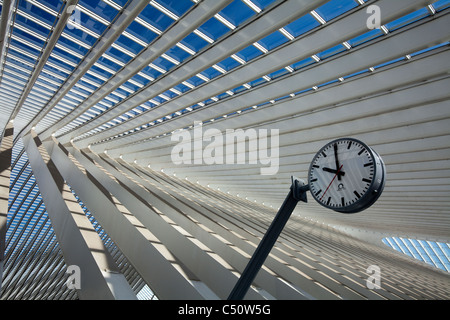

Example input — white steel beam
[78,0,439,150]
[40,136,205,299]
[37,0,234,141]
[23,131,136,300]
[55,0,330,144]
[65,143,264,300]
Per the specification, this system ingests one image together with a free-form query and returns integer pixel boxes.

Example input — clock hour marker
[364,162,374,167]
[312,165,319,169]
[311,178,318,182]
[315,189,322,196]
[347,141,352,149]
[362,178,372,183]
[321,151,327,157]
[327,197,331,205]
[354,191,361,199]
[358,149,365,156]
[341,197,345,206]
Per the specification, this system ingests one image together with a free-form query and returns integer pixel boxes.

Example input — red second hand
[320,164,344,201]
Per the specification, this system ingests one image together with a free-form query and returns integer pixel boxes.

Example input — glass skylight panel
[113,88,128,100]
[409,42,449,59]
[315,0,359,22]
[7,51,36,68]
[50,51,79,68]
[174,42,195,56]
[72,84,91,98]
[1,74,26,87]
[4,62,32,78]
[347,28,383,48]
[210,64,226,75]
[76,78,98,92]
[247,76,267,88]
[115,34,146,56]
[9,38,40,57]
[117,83,136,96]
[232,84,250,95]
[216,56,241,72]
[79,0,119,24]
[81,73,104,89]
[310,10,326,25]
[317,43,347,60]
[153,56,177,72]
[12,24,47,47]
[45,108,66,118]
[257,30,289,51]
[384,238,450,272]
[105,45,134,65]
[15,8,53,31]
[34,79,57,94]
[235,44,264,62]
[126,79,143,90]
[139,4,175,33]
[267,67,289,80]
[104,93,120,104]
[46,55,75,74]
[161,53,180,66]
[162,89,178,100]
[248,0,276,11]
[143,65,164,80]
[173,82,192,94]
[385,7,431,32]
[61,31,89,50]
[62,22,98,49]
[284,14,321,38]
[433,0,450,11]
[197,17,229,42]
[125,22,158,51]
[149,0,179,21]
[96,55,123,73]
[152,95,167,105]
[193,29,214,44]
[110,42,137,59]
[214,13,236,30]
[164,45,191,65]
[88,66,112,82]
[154,0,194,18]
[219,0,256,28]
[200,66,222,81]
[66,14,102,39]
[41,66,67,83]
[178,32,209,54]
[120,32,148,50]
[128,74,149,88]
[27,0,64,14]
[217,91,230,101]
[14,15,52,40]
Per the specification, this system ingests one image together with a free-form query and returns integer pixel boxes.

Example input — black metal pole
[228,178,308,300]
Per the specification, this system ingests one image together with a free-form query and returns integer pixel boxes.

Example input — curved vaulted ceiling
[0,0,449,300]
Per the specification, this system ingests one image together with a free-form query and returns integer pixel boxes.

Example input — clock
[308,138,386,214]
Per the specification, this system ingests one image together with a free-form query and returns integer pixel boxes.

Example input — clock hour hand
[323,167,345,176]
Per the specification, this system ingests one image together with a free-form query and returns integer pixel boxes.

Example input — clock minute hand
[334,143,342,181]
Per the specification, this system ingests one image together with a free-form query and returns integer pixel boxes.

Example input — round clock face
[308,138,386,214]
